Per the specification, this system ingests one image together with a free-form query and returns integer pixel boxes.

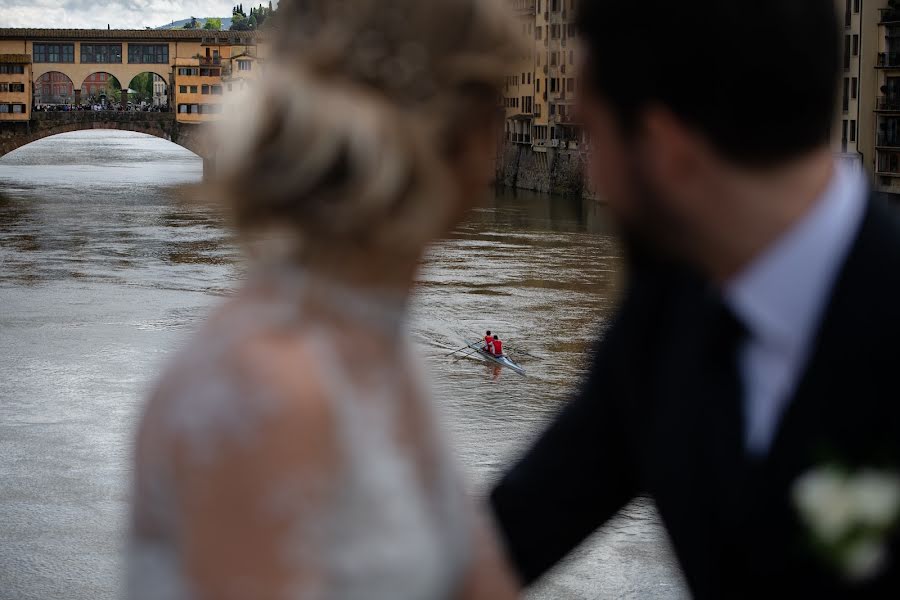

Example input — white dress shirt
[723,164,868,456]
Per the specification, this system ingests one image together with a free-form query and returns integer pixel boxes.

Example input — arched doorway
[34,72,74,106]
[127,72,168,110]
[81,72,121,108]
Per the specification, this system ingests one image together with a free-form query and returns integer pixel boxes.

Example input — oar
[446,340,480,358]
[507,347,542,360]
[454,345,484,363]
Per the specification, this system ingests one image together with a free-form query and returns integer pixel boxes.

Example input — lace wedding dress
[128,267,473,599]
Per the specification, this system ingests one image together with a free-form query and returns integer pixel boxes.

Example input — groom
[491,1,900,598]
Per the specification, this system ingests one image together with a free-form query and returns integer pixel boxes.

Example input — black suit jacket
[490,196,900,599]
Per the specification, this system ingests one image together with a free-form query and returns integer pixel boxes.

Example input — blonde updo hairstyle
[216,0,523,259]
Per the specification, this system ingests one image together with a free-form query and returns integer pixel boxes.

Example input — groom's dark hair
[576,0,840,167]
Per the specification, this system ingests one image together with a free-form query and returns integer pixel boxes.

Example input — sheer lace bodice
[129,269,472,599]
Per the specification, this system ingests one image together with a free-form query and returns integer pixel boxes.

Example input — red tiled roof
[0,29,263,42]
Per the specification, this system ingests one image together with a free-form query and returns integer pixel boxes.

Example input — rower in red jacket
[483,330,494,353]
[491,335,504,357]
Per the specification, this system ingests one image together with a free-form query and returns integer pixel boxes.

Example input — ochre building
[0,29,268,125]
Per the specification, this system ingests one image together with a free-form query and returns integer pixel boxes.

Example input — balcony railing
[881,9,900,24]
[877,52,900,68]
[877,150,900,175]
[199,57,221,66]
[878,96,900,111]
[877,132,900,147]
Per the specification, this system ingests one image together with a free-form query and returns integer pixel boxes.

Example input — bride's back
[129,0,522,598]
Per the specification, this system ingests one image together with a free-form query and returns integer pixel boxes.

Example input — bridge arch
[34,71,75,105]
[80,72,121,106]
[126,72,169,108]
[0,113,211,160]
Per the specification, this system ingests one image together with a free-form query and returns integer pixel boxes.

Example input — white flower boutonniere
[793,466,900,581]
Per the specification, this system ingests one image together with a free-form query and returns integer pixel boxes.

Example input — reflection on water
[0,131,686,599]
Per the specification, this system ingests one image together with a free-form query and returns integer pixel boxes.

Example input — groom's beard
[618,151,699,273]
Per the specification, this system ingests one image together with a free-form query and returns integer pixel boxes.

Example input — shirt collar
[724,163,868,351]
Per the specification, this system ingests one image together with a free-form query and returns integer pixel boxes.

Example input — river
[0,130,687,599]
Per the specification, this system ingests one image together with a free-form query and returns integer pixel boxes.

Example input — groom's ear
[638,105,713,208]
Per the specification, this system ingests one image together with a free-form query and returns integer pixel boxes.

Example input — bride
[129,0,523,598]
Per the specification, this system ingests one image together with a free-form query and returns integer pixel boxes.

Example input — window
[852,77,858,99]
[81,44,122,63]
[33,43,75,63]
[551,52,557,66]
[177,67,199,76]
[0,83,6,92]
[12,104,23,113]
[566,78,575,92]
[178,104,188,113]
[201,84,210,95]
[2,82,25,93]
[199,104,223,114]
[179,85,187,93]
[841,120,848,152]
[843,77,850,112]
[851,120,857,142]
[211,85,222,95]
[237,60,252,72]
[199,68,221,77]
[527,73,531,85]
[190,85,198,93]
[535,26,542,40]
[844,35,851,70]
[128,44,169,64]
[0,64,25,74]
[853,34,859,57]
[0,104,7,113]
[190,104,200,114]
[536,79,540,92]
[854,0,860,12]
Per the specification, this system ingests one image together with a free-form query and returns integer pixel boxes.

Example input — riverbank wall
[496,141,599,200]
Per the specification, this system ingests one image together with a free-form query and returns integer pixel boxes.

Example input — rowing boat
[470,342,527,377]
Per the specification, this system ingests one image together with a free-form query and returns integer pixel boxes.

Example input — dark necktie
[699,294,751,518]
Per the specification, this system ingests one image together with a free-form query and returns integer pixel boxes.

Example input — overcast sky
[1,1,246,29]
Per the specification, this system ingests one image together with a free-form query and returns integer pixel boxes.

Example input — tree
[203,17,222,30]
[183,16,199,29]
[129,73,156,103]
[248,13,258,29]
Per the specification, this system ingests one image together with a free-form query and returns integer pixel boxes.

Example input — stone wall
[496,141,599,200]
[0,112,210,159]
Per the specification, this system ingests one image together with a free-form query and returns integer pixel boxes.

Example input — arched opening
[127,72,169,111]
[34,72,74,106]
[81,72,122,109]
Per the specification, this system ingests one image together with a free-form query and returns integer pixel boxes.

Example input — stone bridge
[0,111,214,168]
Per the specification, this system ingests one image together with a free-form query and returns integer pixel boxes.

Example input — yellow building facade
[833,0,900,197]
[503,0,582,153]
[0,29,267,125]
[0,54,31,121]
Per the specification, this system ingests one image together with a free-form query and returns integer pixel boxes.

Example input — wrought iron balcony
[877,96,900,111]
[877,150,900,175]
[877,132,900,147]
[877,52,900,68]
